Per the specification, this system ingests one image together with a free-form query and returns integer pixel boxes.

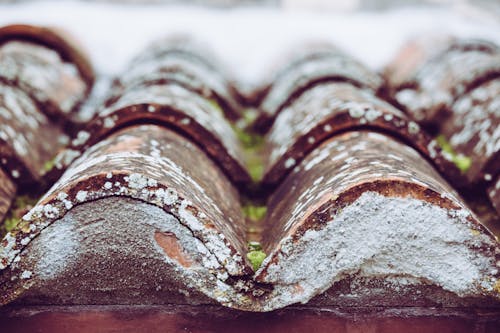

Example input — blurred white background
[0,0,498,87]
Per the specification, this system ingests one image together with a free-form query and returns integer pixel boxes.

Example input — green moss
[247,250,266,271]
[207,99,265,181]
[242,108,258,125]
[453,155,472,173]
[243,204,267,222]
[3,217,18,233]
[436,135,454,155]
[233,125,265,150]
[1,195,38,237]
[207,99,225,117]
[435,135,472,173]
[43,157,56,173]
[13,195,38,210]
[246,154,265,183]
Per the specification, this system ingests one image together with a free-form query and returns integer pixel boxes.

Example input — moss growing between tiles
[0,195,38,238]
[208,99,265,182]
[246,242,266,273]
[243,204,267,222]
[231,116,266,183]
[246,153,265,183]
[232,123,264,150]
[207,99,225,118]
[43,156,57,173]
[436,135,472,173]
[453,155,472,173]
[223,105,265,183]
[211,100,269,254]
[247,247,266,271]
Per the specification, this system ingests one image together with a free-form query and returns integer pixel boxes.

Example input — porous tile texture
[0,29,499,314]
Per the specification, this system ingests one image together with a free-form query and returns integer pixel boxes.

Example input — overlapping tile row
[0,24,94,128]
[107,35,241,120]
[384,37,500,212]
[256,131,500,309]
[252,42,384,133]
[0,125,264,308]
[56,36,251,187]
[385,37,499,125]
[0,38,258,310]
[253,43,500,310]
[259,43,462,188]
[0,24,94,225]
[7,126,498,311]
[261,81,462,187]
[1,34,499,315]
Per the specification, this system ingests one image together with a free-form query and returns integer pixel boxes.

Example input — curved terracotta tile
[384,36,498,90]
[441,79,499,186]
[0,24,94,125]
[0,125,259,309]
[63,83,250,187]
[256,131,500,310]
[383,35,455,89]
[254,44,383,133]
[387,38,500,125]
[262,82,462,188]
[111,35,241,120]
[0,24,94,87]
[0,84,68,185]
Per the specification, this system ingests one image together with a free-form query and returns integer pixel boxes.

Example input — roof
[0,24,499,316]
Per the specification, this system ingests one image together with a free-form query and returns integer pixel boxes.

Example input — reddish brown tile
[0,24,94,127]
[0,83,68,185]
[257,131,500,309]
[253,43,383,133]
[262,81,462,188]
[441,79,500,186]
[109,35,241,120]
[0,125,255,308]
[387,38,499,126]
[69,83,251,187]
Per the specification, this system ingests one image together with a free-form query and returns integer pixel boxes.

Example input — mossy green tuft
[453,155,472,173]
[247,250,266,271]
[1,195,38,238]
[436,135,472,173]
[243,205,267,222]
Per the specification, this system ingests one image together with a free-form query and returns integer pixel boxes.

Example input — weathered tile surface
[112,35,241,120]
[0,25,94,127]
[254,44,383,132]
[388,38,500,125]
[263,81,462,187]
[441,79,500,186]
[0,83,68,185]
[0,125,258,308]
[257,131,500,309]
[0,30,498,315]
[66,83,251,186]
